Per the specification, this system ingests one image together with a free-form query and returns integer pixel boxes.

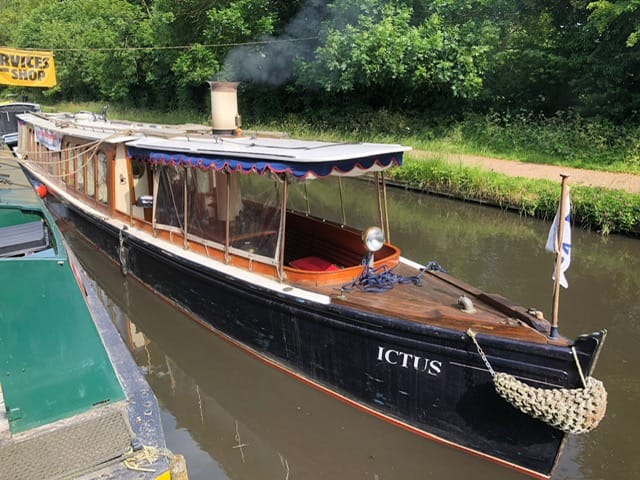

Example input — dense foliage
[1,0,638,122]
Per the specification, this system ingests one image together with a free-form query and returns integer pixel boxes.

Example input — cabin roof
[18,112,213,145]
[126,136,410,179]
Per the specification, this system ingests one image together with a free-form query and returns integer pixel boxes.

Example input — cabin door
[114,147,152,222]
[113,145,131,215]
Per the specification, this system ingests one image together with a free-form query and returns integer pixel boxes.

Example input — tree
[295,0,493,107]
[148,0,277,108]
[587,0,640,46]
[478,0,582,114]
[14,0,153,103]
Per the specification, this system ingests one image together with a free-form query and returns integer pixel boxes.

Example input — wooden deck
[300,262,564,345]
[280,212,562,345]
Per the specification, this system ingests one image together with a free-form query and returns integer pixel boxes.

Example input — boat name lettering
[376,346,442,376]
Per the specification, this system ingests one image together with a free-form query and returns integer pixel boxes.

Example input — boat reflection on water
[66,229,528,480]
[77,239,293,479]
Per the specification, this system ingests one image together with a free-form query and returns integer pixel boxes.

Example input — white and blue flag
[545,192,572,288]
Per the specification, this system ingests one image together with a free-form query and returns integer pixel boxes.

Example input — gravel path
[411,151,640,194]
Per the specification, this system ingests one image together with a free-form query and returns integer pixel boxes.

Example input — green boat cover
[0,157,125,434]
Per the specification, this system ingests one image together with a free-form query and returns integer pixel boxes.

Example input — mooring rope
[466,329,607,434]
[342,259,446,293]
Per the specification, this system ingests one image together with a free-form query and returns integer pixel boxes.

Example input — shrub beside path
[411,151,640,194]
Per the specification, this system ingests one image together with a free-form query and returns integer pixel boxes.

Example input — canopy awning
[126,136,409,179]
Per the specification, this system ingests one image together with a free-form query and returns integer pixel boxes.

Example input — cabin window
[230,172,281,259]
[76,151,85,193]
[61,144,68,184]
[28,127,36,157]
[86,152,96,197]
[97,151,108,204]
[49,151,59,176]
[155,165,185,233]
[131,160,145,179]
[66,143,75,187]
[185,169,224,244]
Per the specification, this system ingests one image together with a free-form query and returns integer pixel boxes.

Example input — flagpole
[550,174,570,338]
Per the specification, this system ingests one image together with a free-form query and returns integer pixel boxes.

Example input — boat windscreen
[288,176,381,231]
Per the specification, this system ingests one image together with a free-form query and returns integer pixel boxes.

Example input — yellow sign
[0,47,56,88]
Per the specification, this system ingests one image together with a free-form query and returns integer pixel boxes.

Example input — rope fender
[467,329,607,434]
[493,372,607,434]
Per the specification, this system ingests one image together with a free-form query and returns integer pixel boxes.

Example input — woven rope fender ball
[493,372,607,434]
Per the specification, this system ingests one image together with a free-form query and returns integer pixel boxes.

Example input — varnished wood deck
[295,262,565,346]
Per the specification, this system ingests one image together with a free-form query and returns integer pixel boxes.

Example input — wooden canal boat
[15,82,607,479]
[0,152,181,479]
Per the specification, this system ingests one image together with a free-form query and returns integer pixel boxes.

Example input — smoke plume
[218,0,328,86]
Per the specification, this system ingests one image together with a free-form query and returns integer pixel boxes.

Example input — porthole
[131,160,145,179]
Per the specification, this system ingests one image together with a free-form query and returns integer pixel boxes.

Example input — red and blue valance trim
[126,146,403,179]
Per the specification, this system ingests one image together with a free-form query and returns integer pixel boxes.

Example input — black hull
[47,195,604,479]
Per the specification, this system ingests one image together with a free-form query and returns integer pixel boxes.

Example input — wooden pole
[550,174,570,338]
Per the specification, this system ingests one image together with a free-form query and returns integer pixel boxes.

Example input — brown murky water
[67,185,639,480]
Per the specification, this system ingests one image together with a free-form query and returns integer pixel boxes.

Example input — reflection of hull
[45,193,606,480]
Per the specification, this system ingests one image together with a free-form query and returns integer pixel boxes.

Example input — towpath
[410,150,640,194]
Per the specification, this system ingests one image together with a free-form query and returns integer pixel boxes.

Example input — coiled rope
[123,444,188,479]
[466,329,607,434]
[342,259,446,293]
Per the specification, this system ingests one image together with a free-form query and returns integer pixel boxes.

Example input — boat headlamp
[363,226,385,253]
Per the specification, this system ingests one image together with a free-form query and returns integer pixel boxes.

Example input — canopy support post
[277,178,289,281]
[224,171,231,264]
[338,177,346,225]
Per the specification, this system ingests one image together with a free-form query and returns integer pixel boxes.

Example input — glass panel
[49,152,57,175]
[97,151,108,204]
[86,154,95,197]
[231,172,281,258]
[155,165,185,231]
[53,152,61,178]
[76,152,85,193]
[66,143,75,187]
[186,169,225,244]
[287,176,380,231]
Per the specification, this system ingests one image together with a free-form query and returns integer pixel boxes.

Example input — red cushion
[290,256,340,271]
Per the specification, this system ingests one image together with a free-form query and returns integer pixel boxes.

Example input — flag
[545,192,571,288]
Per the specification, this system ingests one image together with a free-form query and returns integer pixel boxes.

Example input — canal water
[65,184,639,480]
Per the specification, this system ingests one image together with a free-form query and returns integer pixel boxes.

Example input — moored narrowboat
[0,102,40,148]
[15,82,607,479]
[0,152,179,479]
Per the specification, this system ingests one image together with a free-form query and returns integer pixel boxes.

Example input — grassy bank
[388,156,640,236]
[40,101,640,236]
